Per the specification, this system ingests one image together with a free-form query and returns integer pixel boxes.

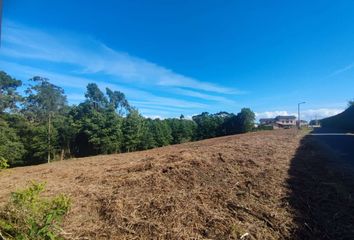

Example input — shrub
[0,181,70,240]
[0,157,9,170]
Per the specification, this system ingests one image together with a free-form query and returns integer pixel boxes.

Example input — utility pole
[297,102,306,129]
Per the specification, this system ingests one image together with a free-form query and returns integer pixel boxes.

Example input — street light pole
[298,102,306,129]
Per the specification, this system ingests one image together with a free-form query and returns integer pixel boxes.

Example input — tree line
[0,71,255,167]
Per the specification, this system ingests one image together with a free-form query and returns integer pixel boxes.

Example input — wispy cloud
[0,21,247,117]
[173,88,241,104]
[0,60,208,112]
[1,21,239,95]
[328,63,354,77]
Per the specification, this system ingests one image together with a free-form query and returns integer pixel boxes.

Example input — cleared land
[1,130,353,239]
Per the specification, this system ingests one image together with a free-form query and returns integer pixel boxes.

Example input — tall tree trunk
[66,143,71,158]
[48,113,51,163]
[60,149,64,161]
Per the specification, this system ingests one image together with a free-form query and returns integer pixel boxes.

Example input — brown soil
[1,129,353,239]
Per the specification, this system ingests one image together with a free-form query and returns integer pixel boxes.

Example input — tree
[0,118,25,166]
[0,71,260,168]
[0,71,22,113]
[52,110,77,160]
[23,76,67,121]
[69,84,131,156]
[123,109,145,152]
[85,83,107,109]
[166,118,196,143]
[28,124,53,164]
[179,119,197,143]
[236,108,255,133]
[139,118,157,150]
[219,109,255,135]
[192,112,225,140]
[154,119,172,146]
[214,112,235,136]
[70,103,123,156]
[23,76,68,163]
[221,115,239,135]
[106,88,130,115]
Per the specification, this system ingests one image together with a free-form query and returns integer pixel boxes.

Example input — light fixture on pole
[298,102,306,129]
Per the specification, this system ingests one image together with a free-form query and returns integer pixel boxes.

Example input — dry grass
[1,129,353,239]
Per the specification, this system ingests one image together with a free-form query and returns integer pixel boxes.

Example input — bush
[0,181,70,240]
[254,125,273,131]
[0,157,9,170]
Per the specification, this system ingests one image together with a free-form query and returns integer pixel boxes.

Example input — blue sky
[1,0,353,120]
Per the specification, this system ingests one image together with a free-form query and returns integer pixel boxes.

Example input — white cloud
[173,88,243,104]
[1,21,239,95]
[300,108,343,120]
[140,114,165,120]
[0,60,208,111]
[255,108,344,121]
[255,111,291,119]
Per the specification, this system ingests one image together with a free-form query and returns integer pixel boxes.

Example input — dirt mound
[1,130,353,239]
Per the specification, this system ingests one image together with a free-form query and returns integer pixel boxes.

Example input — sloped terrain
[1,130,353,239]
[321,105,354,132]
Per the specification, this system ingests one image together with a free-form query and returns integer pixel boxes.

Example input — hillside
[321,105,354,132]
[1,130,353,239]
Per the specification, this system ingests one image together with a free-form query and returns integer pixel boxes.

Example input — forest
[0,70,255,167]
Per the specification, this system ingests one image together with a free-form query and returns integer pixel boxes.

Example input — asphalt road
[310,128,354,167]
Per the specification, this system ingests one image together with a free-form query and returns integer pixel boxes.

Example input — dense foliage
[0,70,255,167]
[0,181,70,240]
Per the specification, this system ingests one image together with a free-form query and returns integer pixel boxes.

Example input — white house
[259,115,297,128]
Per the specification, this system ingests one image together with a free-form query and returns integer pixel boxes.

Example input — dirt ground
[1,129,353,239]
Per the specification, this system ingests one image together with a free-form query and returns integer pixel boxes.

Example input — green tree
[52,110,77,160]
[192,112,223,140]
[106,87,130,115]
[139,118,156,150]
[0,71,22,113]
[23,76,67,121]
[23,76,68,163]
[166,118,196,143]
[0,118,25,166]
[154,119,172,146]
[2,114,48,165]
[123,109,145,152]
[70,103,123,156]
[85,83,107,109]
[69,84,131,157]
[237,108,255,133]
[179,119,197,143]
[221,108,255,135]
